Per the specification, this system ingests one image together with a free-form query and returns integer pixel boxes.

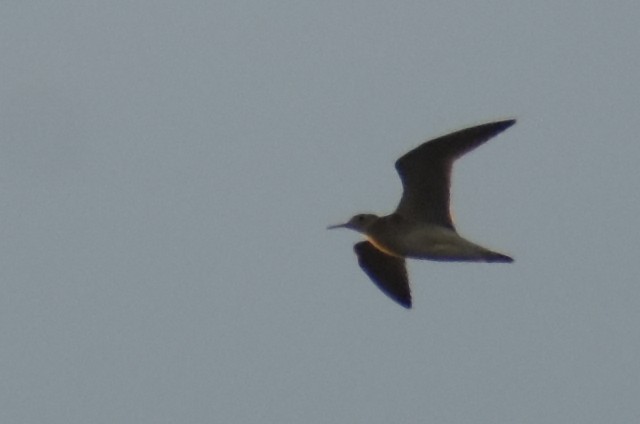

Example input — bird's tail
[485,251,514,263]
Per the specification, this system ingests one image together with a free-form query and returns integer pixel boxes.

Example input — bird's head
[327,213,379,234]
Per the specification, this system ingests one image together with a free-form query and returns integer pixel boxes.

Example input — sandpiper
[328,119,516,308]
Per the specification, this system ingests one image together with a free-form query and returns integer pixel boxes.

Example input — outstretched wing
[354,241,411,309]
[394,119,516,229]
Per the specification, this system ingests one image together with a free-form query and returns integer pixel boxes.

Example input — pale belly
[369,225,494,262]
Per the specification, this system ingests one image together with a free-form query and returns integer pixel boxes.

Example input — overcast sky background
[2,1,639,423]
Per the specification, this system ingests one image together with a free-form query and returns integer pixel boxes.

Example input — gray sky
[1,1,639,423]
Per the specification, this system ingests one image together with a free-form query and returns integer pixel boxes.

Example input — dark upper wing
[354,241,411,309]
[394,119,516,229]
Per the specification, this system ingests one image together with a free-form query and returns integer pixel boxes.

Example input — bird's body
[366,214,511,262]
[328,119,516,308]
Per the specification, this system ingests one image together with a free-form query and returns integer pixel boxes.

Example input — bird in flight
[328,119,516,309]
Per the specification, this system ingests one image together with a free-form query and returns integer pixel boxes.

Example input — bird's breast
[366,236,405,258]
[369,223,464,259]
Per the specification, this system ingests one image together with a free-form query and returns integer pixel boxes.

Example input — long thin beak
[327,223,348,230]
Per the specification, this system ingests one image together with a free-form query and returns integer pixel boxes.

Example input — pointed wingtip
[491,118,517,131]
[504,117,517,126]
[390,294,412,309]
